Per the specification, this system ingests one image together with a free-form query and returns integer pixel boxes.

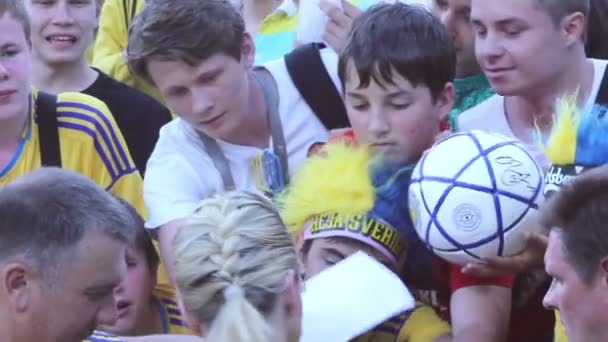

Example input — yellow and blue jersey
[0,88,145,216]
[153,284,191,334]
[352,303,450,342]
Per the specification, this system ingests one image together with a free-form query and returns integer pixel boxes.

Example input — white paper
[299,252,415,342]
[296,0,342,45]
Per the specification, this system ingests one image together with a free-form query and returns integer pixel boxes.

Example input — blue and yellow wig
[279,142,416,265]
[543,94,608,166]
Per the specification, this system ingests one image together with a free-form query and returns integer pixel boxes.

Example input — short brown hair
[126,0,245,85]
[535,0,590,25]
[540,164,608,283]
[114,196,160,276]
[0,0,31,40]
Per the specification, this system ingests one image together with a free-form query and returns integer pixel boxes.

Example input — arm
[92,0,131,85]
[157,219,186,287]
[449,285,512,342]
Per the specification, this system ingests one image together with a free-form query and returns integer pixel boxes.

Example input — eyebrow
[471,17,522,27]
[345,90,412,99]
[197,66,224,82]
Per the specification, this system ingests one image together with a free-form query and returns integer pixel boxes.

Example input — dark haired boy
[338,3,552,341]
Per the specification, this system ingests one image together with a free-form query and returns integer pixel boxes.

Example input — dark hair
[585,0,608,59]
[540,164,608,283]
[114,196,160,276]
[126,0,245,85]
[535,0,590,25]
[0,168,137,283]
[338,3,456,102]
[0,0,31,40]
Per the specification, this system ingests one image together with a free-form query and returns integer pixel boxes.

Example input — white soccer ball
[408,130,544,265]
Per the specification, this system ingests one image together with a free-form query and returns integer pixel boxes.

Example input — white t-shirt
[144,50,339,228]
[458,58,608,172]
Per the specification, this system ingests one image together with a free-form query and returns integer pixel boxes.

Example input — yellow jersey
[153,284,191,335]
[555,311,567,342]
[0,89,145,216]
[352,303,451,342]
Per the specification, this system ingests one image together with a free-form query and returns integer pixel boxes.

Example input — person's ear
[435,82,455,123]
[561,12,586,48]
[241,32,256,69]
[3,263,33,314]
[282,270,302,318]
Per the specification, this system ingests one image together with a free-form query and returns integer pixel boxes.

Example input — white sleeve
[143,155,210,229]
[143,123,215,229]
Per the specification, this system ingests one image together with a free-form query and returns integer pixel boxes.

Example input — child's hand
[319,0,362,53]
[461,231,548,278]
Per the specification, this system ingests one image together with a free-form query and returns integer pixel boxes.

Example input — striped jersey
[0,88,145,216]
[153,284,190,334]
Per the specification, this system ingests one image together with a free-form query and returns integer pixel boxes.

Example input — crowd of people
[0,0,607,341]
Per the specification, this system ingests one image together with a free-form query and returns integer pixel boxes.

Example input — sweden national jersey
[153,284,191,334]
[352,303,450,342]
[0,89,145,215]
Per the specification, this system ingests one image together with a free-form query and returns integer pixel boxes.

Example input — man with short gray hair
[0,167,136,342]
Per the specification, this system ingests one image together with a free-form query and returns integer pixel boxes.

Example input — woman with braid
[172,191,303,342]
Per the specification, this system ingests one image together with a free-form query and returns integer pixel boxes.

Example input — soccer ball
[408,130,544,265]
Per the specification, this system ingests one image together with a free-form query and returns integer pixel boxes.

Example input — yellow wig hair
[279,142,376,235]
[541,93,580,165]
[542,92,608,166]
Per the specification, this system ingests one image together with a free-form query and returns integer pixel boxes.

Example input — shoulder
[87,71,171,121]
[150,119,199,160]
[53,91,136,172]
[457,94,504,132]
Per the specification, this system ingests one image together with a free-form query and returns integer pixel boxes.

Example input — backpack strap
[36,91,62,167]
[284,43,350,130]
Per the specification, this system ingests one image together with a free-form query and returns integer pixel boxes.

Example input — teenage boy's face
[97,247,156,335]
[0,13,31,122]
[470,0,574,96]
[344,63,453,164]
[432,0,480,78]
[148,36,256,142]
[301,238,392,280]
[26,0,99,66]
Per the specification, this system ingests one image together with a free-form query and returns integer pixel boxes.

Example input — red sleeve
[329,129,357,144]
[449,263,514,293]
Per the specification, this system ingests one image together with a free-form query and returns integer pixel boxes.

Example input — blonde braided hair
[174,191,298,341]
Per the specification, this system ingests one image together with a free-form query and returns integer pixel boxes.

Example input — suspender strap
[253,68,289,185]
[36,92,62,167]
[197,132,236,191]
